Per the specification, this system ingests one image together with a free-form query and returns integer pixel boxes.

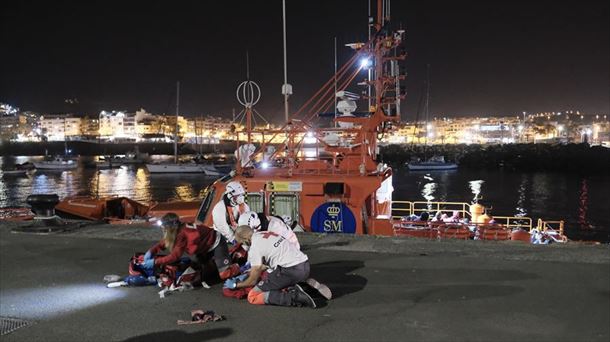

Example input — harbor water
[1,156,608,242]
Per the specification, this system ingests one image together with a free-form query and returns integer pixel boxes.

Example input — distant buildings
[1,102,608,147]
[0,104,20,140]
[39,114,82,141]
[380,111,610,146]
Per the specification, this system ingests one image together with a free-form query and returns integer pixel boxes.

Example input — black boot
[290,284,317,308]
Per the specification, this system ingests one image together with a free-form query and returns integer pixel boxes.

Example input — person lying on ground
[143,213,240,280]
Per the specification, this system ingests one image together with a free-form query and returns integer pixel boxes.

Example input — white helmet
[238,211,261,230]
[225,181,246,206]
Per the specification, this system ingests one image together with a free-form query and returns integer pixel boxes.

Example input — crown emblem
[327,205,341,217]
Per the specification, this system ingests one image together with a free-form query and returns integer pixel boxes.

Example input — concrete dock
[1,222,608,341]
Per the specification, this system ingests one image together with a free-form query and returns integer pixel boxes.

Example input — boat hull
[146,163,222,175]
[2,170,28,176]
[407,163,458,171]
[147,200,201,223]
[55,196,149,221]
[33,162,78,170]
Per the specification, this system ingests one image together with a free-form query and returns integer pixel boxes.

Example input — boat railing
[391,201,472,219]
[536,218,565,236]
[392,200,471,219]
[411,201,472,218]
[489,216,533,231]
[391,200,533,231]
[390,200,412,219]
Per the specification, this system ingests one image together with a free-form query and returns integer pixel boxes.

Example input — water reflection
[86,168,147,203]
[134,168,151,202]
[529,173,552,217]
[514,175,528,217]
[578,178,590,229]
[0,158,218,207]
[174,184,197,201]
[468,180,484,203]
[421,182,437,202]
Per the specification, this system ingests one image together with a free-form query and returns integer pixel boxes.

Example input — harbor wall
[2,141,609,174]
[379,143,610,174]
[0,141,238,156]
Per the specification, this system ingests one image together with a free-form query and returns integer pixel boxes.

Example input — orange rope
[291,52,361,120]
[306,66,362,122]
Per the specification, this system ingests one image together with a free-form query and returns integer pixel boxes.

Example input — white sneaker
[306,278,332,300]
[107,281,128,288]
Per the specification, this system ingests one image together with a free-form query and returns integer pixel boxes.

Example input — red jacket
[150,224,217,266]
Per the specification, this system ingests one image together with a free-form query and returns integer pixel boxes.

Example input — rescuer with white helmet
[238,211,300,250]
[211,180,250,243]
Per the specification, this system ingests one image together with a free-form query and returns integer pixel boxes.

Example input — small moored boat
[34,157,78,170]
[406,156,458,171]
[55,196,150,222]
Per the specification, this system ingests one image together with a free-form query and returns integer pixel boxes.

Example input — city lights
[1,102,609,146]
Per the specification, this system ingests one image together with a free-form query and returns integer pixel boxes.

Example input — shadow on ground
[309,260,367,299]
[122,328,232,342]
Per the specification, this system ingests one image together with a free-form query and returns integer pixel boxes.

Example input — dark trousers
[193,235,231,273]
[256,261,310,306]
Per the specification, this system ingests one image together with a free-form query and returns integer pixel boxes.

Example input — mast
[367,0,372,110]
[281,0,295,175]
[424,64,430,149]
[199,113,203,154]
[334,36,338,119]
[64,114,68,156]
[174,81,179,164]
[281,0,291,122]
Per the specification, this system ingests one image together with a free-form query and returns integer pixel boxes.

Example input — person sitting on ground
[211,181,250,244]
[418,212,430,222]
[238,211,300,250]
[143,213,240,281]
[431,211,443,222]
[444,210,461,223]
[224,225,332,308]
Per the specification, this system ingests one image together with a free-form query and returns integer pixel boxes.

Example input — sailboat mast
[64,114,68,155]
[174,81,179,164]
[424,64,430,147]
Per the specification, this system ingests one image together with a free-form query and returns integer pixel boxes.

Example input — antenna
[281,0,292,122]
[246,50,250,80]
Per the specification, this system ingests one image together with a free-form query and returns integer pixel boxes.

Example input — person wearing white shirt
[237,211,300,250]
[224,226,331,308]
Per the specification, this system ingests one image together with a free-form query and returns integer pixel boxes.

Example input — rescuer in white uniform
[211,181,250,244]
[237,211,300,250]
[223,225,332,308]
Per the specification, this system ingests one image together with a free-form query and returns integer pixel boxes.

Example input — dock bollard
[26,194,59,218]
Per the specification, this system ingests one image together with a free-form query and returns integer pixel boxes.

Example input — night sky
[1,0,609,122]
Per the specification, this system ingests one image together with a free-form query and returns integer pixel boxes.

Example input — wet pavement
[1,223,609,341]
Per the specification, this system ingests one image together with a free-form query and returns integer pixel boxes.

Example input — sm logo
[310,203,356,234]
